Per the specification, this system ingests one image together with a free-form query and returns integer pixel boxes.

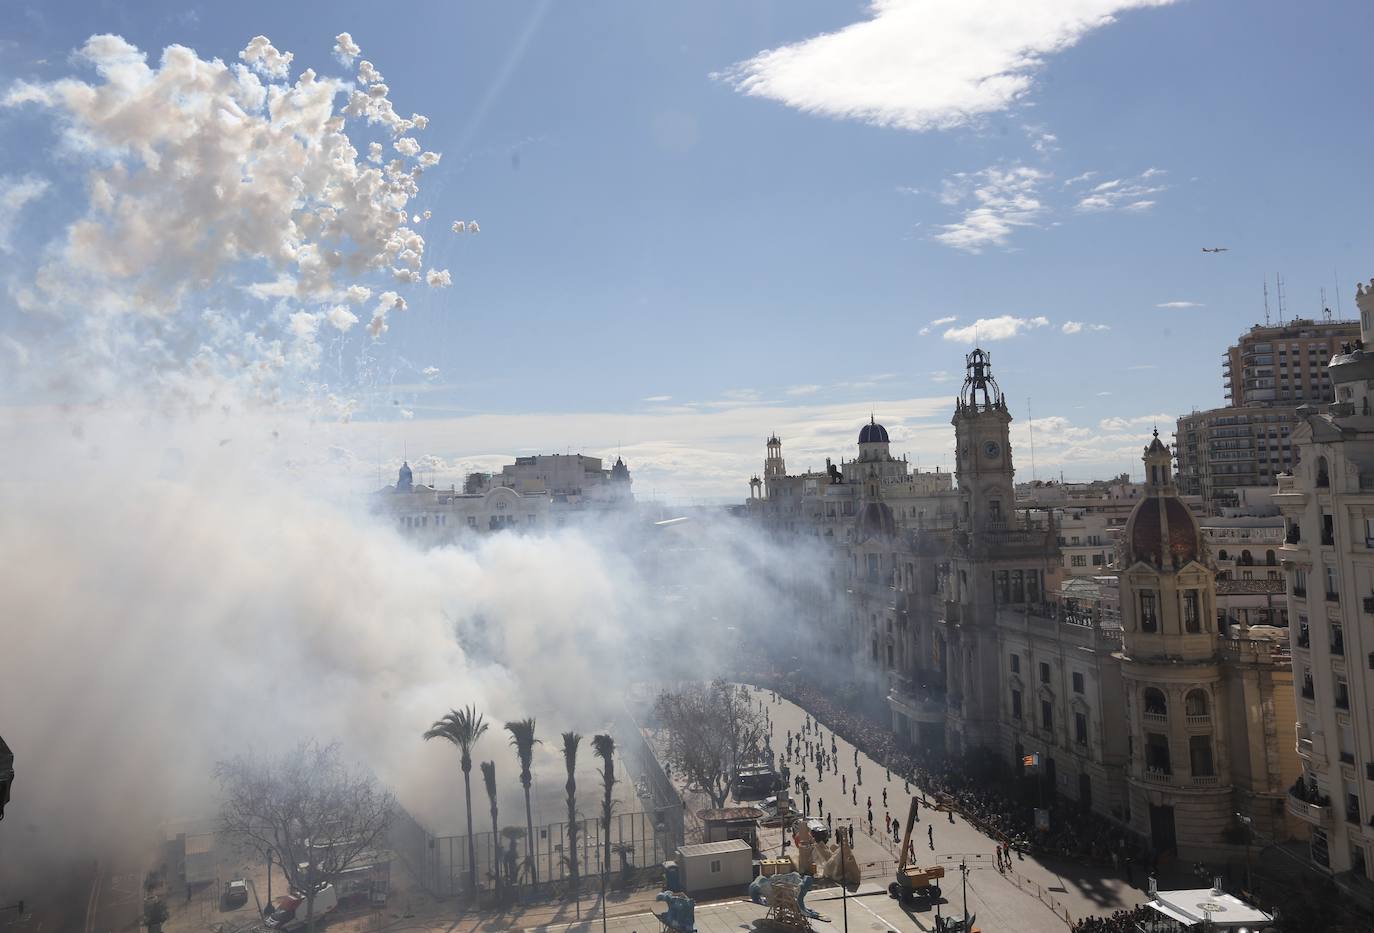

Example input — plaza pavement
[644,685,1154,932]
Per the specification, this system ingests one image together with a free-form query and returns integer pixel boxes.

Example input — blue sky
[2,1,1373,500]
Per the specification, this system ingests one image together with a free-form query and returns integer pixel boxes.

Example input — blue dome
[859,418,889,445]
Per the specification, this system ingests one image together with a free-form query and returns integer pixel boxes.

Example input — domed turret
[396,460,413,492]
[856,500,897,540]
[858,417,889,445]
[1121,430,1201,568]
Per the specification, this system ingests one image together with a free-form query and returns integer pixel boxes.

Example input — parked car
[222,879,248,909]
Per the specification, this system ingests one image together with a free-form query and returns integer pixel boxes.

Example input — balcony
[1293,586,1307,598]
[1298,737,1314,760]
[1297,630,1311,649]
[1143,768,1173,785]
[1327,592,1341,603]
[1143,710,1168,725]
[1185,714,1211,729]
[1287,789,1332,826]
[1191,774,1220,787]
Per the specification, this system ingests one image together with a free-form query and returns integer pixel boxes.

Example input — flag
[1022,753,1040,768]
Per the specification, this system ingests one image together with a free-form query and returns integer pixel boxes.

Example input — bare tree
[653,680,765,808]
[215,741,393,933]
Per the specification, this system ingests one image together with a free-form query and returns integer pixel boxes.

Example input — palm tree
[592,733,617,890]
[424,706,488,899]
[504,718,541,886]
[480,761,500,904]
[561,731,582,898]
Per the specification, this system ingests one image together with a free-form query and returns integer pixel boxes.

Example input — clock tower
[952,348,1014,532]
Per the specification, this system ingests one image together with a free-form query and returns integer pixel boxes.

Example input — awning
[1147,899,1200,926]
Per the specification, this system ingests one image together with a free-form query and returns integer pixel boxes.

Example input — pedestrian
[854,748,859,766]
[948,810,954,824]
[852,786,857,805]
[892,821,900,844]
[904,779,910,794]
[882,788,888,807]
[927,824,934,849]
[914,803,920,823]
[841,774,846,793]
[867,796,872,811]
[886,767,891,782]
[818,797,823,814]
[868,812,874,834]
[857,765,862,786]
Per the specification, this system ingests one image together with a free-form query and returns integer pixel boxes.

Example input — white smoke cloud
[3,32,443,398]
[333,32,361,67]
[239,34,294,79]
[326,304,360,332]
[358,60,383,85]
[426,268,452,287]
[0,174,50,252]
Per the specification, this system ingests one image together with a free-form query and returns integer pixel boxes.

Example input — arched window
[1240,549,1253,566]
[1218,549,1228,561]
[1317,456,1330,487]
[1266,549,1277,566]
[1185,689,1209,717]
[1143,687,1168,716]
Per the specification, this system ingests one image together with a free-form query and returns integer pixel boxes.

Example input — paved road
[663,685,1151,931]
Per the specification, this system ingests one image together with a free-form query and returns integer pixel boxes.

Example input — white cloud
[1061,321,1111,334]
[239,35,293,79]
[425,268,452,287]
[1156,300,1203,309]
[1024,123,1058,156]
[942,314,1048,342]
[1075,168,1169,212]
[932,164,1047,253]
[786,385,823,396]
[1062,171,1097,188]
[422,366,440,379]
[0,174,49,251]
[929,371,954,383]
[716,0,1176,132]
[333,33,361,67]
[1099,413,1172,432]
[919,314,958,336]
[643,395,672,403]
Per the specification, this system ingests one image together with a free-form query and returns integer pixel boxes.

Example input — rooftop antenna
[1276,273,1287,322]
[1027,397,1038,482]
[1321,287,1332,322]
[1335,268,1344,320]
[1263,280,1271,326]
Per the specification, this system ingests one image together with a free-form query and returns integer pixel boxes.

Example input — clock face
[984,440,1001,459]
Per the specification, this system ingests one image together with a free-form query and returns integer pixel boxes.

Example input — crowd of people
[750,672,1154,876]
[1069,905,1153,933]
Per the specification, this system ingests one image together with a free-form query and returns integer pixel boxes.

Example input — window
[1040,661,1051,684]
[1072,671,1085,694]
[1336,677,1350,710]
[1331,623,1345,656]
[1041,700,1054,731]
[1326,564,1339,598]
[1140,591,1158,633]
[1302,668,1315,699]
[1009,653,1020,674]
[1071,554,1087,567]
[1074,712,1088,746]
[1011,689,1022,720]
[1027,570,1040,603]
[1011,569,1025,603]
[1184,689,1208,718]
[1183,590,1201,633]
[1143,687,1168,717]
[996,570,1010,604]
[709,859,721,873]
[1188,735,1215,777]
[467,516,477,527]
[1145,732,1171,774]
[990,499,1003,523]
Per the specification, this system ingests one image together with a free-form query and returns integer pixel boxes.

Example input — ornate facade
[749,348,1299,860]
